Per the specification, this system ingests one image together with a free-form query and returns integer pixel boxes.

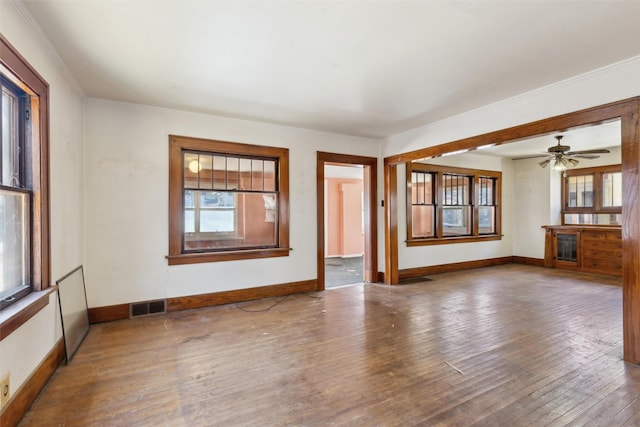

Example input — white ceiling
[22,0,640,139]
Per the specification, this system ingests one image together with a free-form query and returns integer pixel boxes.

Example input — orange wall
[326,178,364,257]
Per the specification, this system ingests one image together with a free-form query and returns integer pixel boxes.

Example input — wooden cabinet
[543,225,622,276]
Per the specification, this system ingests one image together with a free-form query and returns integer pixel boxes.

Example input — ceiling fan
[514,135,610,171]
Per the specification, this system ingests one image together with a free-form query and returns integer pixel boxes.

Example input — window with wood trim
[407,163,501,245]
[562,164,621,226]
[410,171,435,238]
[168,136,290,265]
[0,36,50,310]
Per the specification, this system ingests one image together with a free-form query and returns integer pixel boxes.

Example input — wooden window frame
[406,163,501,246]
[0,35,50,337]
[409,170,436,238]
[167,135,290,265]
[561,164,622,223]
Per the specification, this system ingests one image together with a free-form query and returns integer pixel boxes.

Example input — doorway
[317,152,377,290]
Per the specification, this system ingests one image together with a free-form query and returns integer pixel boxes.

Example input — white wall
[0,0,85,404]
[84,99,379,307]
[511,158,553,259]
[382,56,639,269]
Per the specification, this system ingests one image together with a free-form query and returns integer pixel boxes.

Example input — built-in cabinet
[543,225,622,276]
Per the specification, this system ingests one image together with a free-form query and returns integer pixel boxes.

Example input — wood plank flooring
[19,264,640,426]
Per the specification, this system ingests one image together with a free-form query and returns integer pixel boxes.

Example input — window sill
[167,247,292,265]
[406,234,502,246]
[0,288,55,341]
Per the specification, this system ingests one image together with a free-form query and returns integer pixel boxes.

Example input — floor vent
[130,300,167,318]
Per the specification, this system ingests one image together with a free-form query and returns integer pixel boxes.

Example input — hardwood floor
[19,265,640,426]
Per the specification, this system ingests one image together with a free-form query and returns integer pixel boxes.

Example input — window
[168,135,289,265]
[442,174,472,236]
[478,176,497,235]
[562,164,621,225]
[0,36,50,310]
[566,174,594,208]
[410,171,435,237]
[407,164,501,245]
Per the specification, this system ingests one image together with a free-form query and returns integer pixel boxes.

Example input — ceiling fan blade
[538,158,551,168]
[512,154,551,160]
[566,149,610,155]
[566,154,600,159]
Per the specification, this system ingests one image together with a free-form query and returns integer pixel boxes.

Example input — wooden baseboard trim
[376,272,385,283]
[167,280,318,312]
[88,303,130,324]
[88,280,320,323]
[0,338,64,427]
[398,256,513,280]
[511,256,545,267]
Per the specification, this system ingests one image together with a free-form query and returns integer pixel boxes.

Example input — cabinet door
[553,231,580,269]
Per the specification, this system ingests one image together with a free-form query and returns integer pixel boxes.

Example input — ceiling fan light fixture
[552,156,578,172]
[552,161,567,172]
[538,158,551,168]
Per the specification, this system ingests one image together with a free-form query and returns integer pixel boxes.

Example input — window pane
[227,157,239,190]
[251,159,264,191]
[568,175,593,208]
[184,190,194,208]
[412,172,433,205]
[478,206,496,234]
[2,87,19,187]
[411,205,434,237]
[263,160,276,192]
[602,172,622,207]
[184,190,195,233]
[240,158,252,190]
[200,191,234,208]
[212,155,226,190]
[0,189,29,299]
[581,175,593,207]
[479,177,494,206]
[200,210,235,232]
[184,192,277,251]
[184,209,195,233]
[411,172,421,204]
[198,155,213,190]
[564,213,621,225]
[442,206,471,236]
[184,152,200,188]
[443,175,470,205]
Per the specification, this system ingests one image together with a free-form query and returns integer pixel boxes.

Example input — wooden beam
[622,99,640,363]
[384,160,399,285]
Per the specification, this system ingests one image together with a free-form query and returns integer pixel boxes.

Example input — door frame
[317,152,378,290]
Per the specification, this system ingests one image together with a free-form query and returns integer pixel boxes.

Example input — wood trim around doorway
[317,152,378,290]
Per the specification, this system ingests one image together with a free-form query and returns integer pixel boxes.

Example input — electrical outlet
[0,374,9,408]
